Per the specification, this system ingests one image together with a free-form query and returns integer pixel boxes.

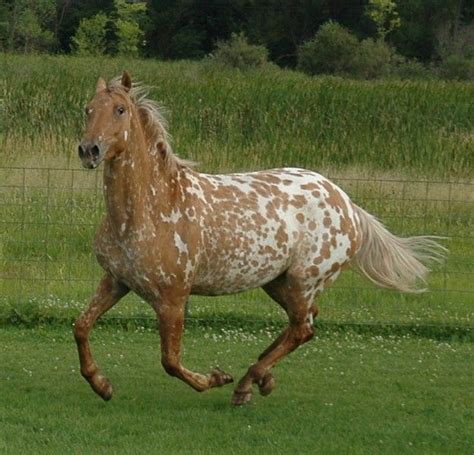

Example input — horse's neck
[103,133,171,236]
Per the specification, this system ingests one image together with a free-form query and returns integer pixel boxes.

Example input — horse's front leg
[156,297,233,392]
[73,274,129,400]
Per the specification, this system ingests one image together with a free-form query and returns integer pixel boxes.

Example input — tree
[115,17,143,56]
[113,0,146,57]
[3,0,56,52]
[71,12,108,56]
[0,1,9,50]
[365,0,401,41]
[55,0,115,53]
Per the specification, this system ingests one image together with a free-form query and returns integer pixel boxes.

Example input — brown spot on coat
[301,183,319,191]
[296,213,305,224]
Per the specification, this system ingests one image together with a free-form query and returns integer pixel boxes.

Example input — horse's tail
[351,205,446,293]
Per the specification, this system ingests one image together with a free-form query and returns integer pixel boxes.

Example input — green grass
[0,325,472,453]
[1,54,473,176]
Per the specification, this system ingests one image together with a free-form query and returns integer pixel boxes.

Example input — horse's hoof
[92,374,113,401]
[210,368,234,387]
[231,390,252,406]
[100,383,113,401]
[258,373,276,396]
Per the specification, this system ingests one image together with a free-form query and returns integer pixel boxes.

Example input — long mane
[108,78,195,174]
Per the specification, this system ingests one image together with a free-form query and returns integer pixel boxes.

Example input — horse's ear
[121,71,132,92]
[96,77,107,93]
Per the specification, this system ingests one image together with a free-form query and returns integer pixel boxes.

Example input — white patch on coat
[174,232,188,263]
[161,209,182,224]
[184,259,194,281]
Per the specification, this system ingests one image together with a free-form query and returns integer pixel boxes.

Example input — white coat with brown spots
[73,72,445,405]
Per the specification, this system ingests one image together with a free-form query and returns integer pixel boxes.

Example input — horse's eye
[117,106,126,116]
[85,107,92,115]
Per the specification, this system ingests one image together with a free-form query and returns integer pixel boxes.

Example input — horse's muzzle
[78,141,104,169]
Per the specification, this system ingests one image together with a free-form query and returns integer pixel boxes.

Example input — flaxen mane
[108,78,195,174]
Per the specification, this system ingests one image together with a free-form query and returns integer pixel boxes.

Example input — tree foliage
[0,0,472,74]
[297,21,359,76]
[1,0,56,52]
[113,0,147,56]
[71,12,108,56]
[70,1,146,57]
[365,0,401,40]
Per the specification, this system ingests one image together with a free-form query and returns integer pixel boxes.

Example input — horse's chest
[94,229,159,290]
[94,220,198,298]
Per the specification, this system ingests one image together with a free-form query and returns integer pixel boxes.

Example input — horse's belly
[191,245,290,295]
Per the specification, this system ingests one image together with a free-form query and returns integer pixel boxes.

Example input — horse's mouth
[81,157,103,169]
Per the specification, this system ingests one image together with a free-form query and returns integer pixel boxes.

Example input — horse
[74,71,445,405]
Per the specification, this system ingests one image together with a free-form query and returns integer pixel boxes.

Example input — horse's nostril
[78,144,85,158]
[91,145,100,157]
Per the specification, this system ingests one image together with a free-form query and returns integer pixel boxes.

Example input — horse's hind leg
[73,274,129,400]
[232,273,317,405]
[255,302,319,396]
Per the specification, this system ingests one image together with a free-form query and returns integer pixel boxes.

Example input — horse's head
[78,71,135,169]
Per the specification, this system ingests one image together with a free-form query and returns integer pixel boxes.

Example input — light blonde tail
[352,206,447,293]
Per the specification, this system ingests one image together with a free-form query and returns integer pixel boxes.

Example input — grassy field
[0,54,473,328]
[0,55,472,453]
[0,325,472,453]
[1,54,473,176]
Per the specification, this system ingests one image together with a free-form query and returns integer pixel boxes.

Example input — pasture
[0,326,472,453]
[0,54,473,452]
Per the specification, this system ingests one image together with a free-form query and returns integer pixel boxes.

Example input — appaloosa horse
[74,72,444,405]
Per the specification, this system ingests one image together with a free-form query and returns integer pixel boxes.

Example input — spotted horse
[74,72,445,405]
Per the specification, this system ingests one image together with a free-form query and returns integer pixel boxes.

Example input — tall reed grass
[1,54,473,177]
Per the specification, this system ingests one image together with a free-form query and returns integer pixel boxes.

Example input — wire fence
[0,165,472,328]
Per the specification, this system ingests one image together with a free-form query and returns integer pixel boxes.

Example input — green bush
[391,59,436,80]
[297,21,439,81]
[211,32,268,69]
[352,38,395,79]
[439,54,474,81]
[297,21,359,76]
